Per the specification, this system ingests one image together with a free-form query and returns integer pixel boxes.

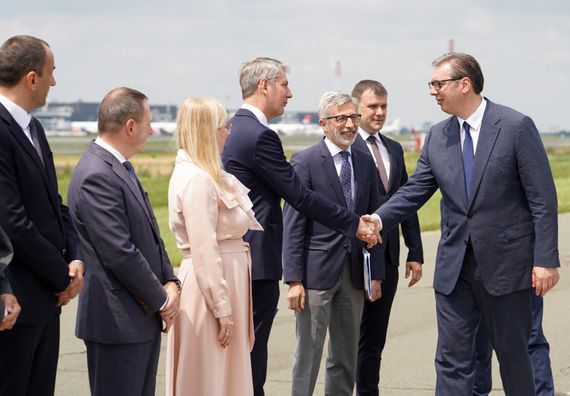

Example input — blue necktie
[339,151,353,211]
[123,161,139,187]
[462,122,474,199]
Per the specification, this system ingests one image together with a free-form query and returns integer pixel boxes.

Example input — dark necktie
[462,122,474,199]
[123,160,140,188]
[339,151,353,211]
[28,120,44,167]
[366,135,389,190]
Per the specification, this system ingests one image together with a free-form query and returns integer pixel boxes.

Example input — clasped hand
[357,214,382,247]
[56,260,85,307]
[160,281,181,333]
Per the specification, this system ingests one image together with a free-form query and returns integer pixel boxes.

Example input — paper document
[363,248,372,299]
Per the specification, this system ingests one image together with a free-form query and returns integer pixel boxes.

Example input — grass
[50,136,570,265]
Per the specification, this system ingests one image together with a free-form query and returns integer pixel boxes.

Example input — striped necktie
[28,120,44,167]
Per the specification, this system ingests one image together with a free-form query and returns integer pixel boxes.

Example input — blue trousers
[473,292,553,396]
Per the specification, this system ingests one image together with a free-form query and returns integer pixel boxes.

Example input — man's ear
[125,119,136,136]
[460,77,472,94]
[259,78,268,93]
[23,71,38,90]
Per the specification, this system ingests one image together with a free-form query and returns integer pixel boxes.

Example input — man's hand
[287,281,305,312]
[532,267,559,296]
[0,294,21,331]
[56,260,85,307]
[160,281,181,333]
[358,215,382,248]
[218,315,234,348]
[405,261,423,287]
[366,279,382,302]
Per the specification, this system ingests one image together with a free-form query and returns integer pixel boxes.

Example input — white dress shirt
[458,98,487,154]
[324,137,355,202]
[241,103,269,127]
[0,93,34,145]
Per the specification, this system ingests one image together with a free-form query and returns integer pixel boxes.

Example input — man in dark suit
[364,52,560,395]
[67,87,180,396]
[283,92,384,396]
[222,57,376,396]
[1,225,21,331]
[350,80,424,396]
[0,35,84,395]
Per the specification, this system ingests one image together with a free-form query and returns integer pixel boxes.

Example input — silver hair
[239,57,289,99]
[318,91,357,119]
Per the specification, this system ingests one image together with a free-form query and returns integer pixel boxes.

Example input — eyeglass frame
[323,113,362,124]
[220,122,232,134]
[427,77,464,91]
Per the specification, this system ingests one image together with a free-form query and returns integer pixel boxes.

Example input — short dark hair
[351,80,388,101]
[0,35,49,87]
[432,52,484,95]
[98,87,148,133]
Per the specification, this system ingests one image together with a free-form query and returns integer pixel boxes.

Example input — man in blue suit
[283,92,384,396]
[473,292,554,395]
[222,58,376,396]
[0,35,84,395]
[68,87,180,396]
[350,80,424,396]
[364,52,560,395]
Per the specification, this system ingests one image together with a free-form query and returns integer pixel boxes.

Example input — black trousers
[356,263,399,396]
[0,314,60,396]
[250,279,280,396]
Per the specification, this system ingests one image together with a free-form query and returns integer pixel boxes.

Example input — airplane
[270,113,323,136]
[70,121,177,135]
[71,121,98,135]
[151,122,176,135]
[381,118,401,134]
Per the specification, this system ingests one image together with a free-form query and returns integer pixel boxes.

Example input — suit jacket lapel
[444,118,470,208]
[468,101,500,210]
[0,107,59,211]
[319,140,347,207]
[351,148,366,210]
[89,143,154,227]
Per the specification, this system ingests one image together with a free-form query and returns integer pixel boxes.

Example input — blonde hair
[175,97,227,188]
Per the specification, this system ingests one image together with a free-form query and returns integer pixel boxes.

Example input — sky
[2,0,570,131]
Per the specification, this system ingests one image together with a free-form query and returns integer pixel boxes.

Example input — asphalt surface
[55,213,570,395]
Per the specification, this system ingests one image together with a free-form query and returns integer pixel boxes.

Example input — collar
[94,137,127,164]
[241,104,268,127]
[324,137,352,158]
[0,93,32,131]
[358,128,381,143]
[458,97,487,131]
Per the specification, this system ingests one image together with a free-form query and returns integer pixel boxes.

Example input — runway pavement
[55,213,570,395]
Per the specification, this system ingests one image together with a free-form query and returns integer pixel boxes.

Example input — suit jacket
[376,99,559,296]
[282,139,384,290]
[1,225,14,315]
[352,134,423,268]
[68,142,176,344]
[0,104,78,324]
[222,108,360,281]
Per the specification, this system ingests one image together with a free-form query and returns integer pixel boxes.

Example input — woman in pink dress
[166,97,262,396]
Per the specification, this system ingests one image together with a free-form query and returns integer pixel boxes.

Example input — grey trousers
[291,258,364,396]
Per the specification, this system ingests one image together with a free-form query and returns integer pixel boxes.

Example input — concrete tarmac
[56,213,570,395]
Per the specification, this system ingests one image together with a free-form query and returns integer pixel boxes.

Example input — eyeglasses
[323,114,362,124]
[220,122,232,134]
[427,77,463,91]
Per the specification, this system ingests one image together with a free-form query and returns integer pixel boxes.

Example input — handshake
[357,214,382,247]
